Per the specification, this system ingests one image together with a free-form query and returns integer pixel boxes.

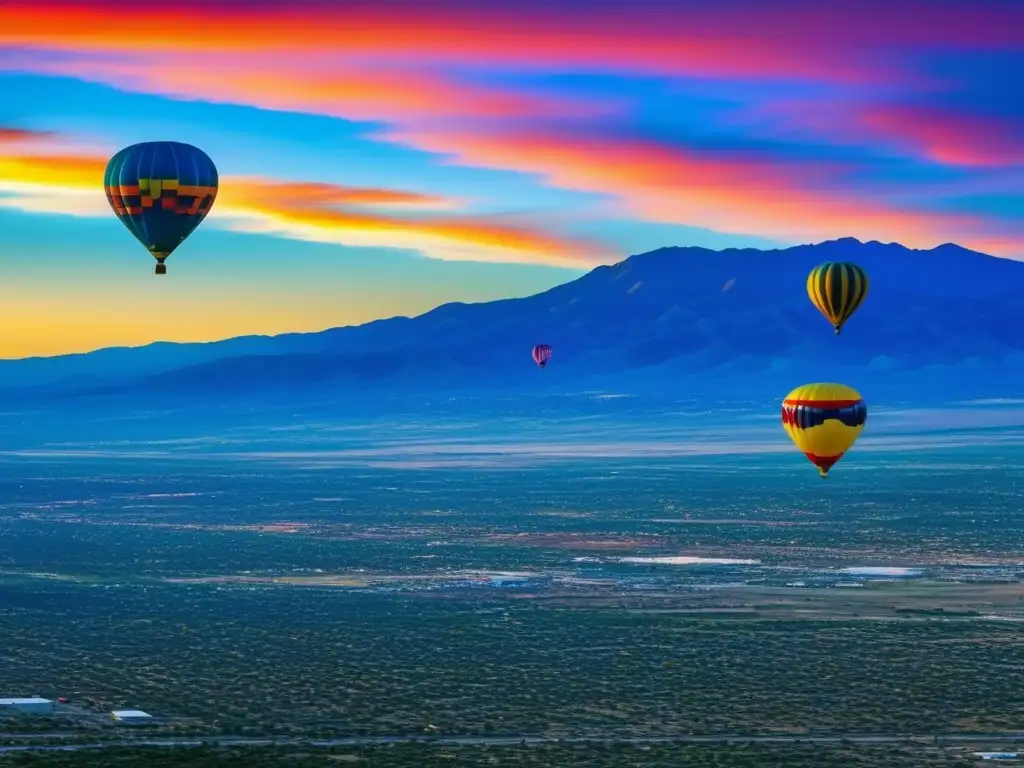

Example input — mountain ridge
[4,237,1024,403]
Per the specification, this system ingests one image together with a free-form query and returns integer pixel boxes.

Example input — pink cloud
[379,125,1024,257]
[0,54,618,124]
[859,105,1024,167]
[7,0,1022,85]
[725,98,1024,169]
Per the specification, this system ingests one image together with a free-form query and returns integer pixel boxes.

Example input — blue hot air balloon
[103,142,219,275]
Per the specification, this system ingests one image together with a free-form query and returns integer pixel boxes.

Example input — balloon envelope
[806,262,869,334]
[104,141,219,274]
[532,344,552,368]
[781,382,866,477]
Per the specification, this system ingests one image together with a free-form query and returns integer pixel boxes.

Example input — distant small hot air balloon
[806,262,869,334]
[104,141,219,275]
[532,344,552,369]
[781,382,866,478]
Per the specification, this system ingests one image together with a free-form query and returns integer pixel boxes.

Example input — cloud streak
[3,54,616,124]
[3,1,1023,80]
[0,129,610,267]
[858,105,1024,168]
[381,126,1022,256]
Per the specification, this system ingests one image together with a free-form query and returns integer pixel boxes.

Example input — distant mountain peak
[820,236,864,246]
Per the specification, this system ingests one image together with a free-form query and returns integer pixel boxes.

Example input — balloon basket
[155,263,167,275]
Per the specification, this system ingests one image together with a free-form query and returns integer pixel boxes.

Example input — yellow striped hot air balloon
[806,262,869,334]
[781,383,867,478]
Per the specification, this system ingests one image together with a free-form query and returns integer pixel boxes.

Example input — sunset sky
[1,0,1021,357]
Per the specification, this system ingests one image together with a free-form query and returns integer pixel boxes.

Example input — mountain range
[4,237,1024,407]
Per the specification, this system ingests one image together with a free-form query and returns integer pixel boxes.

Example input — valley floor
[2,402,1023,765]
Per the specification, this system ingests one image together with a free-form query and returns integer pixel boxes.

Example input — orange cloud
[217,178,611,266]
[381,126,1024,257]
[0,127,52,143]
[0,129,610,268]
[228,181,452,211]
[0,152,105,188]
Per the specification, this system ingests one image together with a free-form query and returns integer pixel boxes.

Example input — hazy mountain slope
[4,238,1024,403]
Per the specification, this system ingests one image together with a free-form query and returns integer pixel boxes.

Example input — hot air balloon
[806,262,868,334]
[104,142,219,275]
[781,383,866,478]
[532,344,552,369]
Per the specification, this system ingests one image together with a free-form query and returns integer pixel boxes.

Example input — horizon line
[0,236,989,363]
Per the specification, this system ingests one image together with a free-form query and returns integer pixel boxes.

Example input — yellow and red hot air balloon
[806,262,869,334]
[781,383,867,478]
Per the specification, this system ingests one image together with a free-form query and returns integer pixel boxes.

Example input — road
[0,731,1023,753]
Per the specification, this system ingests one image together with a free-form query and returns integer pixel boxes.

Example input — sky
[0,0,1022,358]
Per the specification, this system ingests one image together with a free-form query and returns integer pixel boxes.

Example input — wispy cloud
[0,128,611,267]
[381,126,1020,255]
[858,105,1024,168]
[0,127,53,142]
[737,98,1024,171]
[0,53,617,124]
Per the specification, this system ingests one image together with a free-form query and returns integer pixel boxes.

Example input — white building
[111,709,153,724]
[0,697,55,714]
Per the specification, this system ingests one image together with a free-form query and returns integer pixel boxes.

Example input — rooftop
[0,698,52,705]
[974,755,1019,761]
